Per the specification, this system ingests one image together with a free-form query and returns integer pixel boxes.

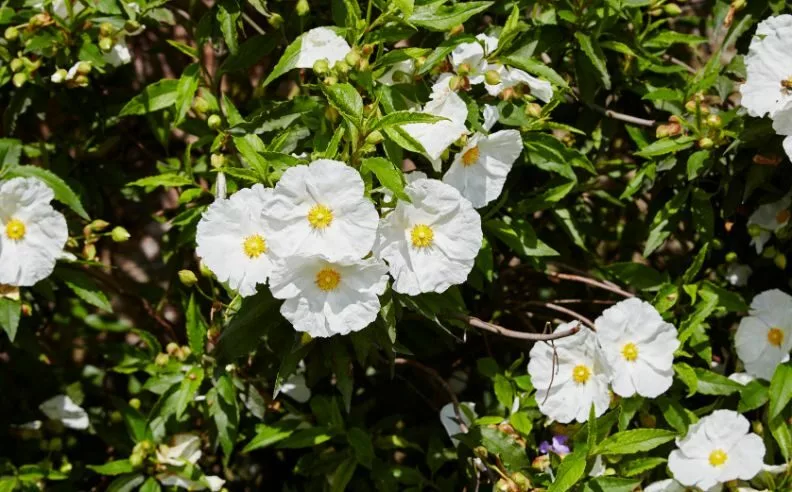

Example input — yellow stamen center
[242,234,267,258]
[315,267,341,291]
[776,209,791,225]
[410,224,434,248]
[572,364,591,384]
[462,146,480,167]
[781,76,792,91]
[768,327,784,347]
[709,449,728,467]
[621,342,639,362]
[5,218,26,241]
[307,204,333,229]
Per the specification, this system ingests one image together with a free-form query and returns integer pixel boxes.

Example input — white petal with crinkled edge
[528,323,611,423]
[103,41,132,67]
[451,34,497,84]
[484,66,554,102]
[403,88,469,164]
[196,184,277,297]
[669,410,765,491]
[39,395,89,430]
[735,289,792,380]
[443,129,522,208]
[594,298,679,398]
[374,178,482,295]
[0,177,68,287]
[644,479,722,492]
[264,160,379,261]
[740,15,792,118]
[270,255,388,337]
[295,27,351,69]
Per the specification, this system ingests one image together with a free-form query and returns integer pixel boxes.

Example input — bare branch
[455,314,582,341]
[544,271,634,298]
[524,301,596,329]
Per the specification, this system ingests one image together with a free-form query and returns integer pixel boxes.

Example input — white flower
[403,75,469,170]
[669,410,765,491]
[156,434,225,491]
[439,402,475,447]
[269,255,388,337]
[264,160,379,261]
[49,0,85,18]
[739,15,792,119]
[644,479,722,492]
[103,41,132,67]
[196,184,277,297]
[377,59,415,86]
[374,178,482,295]
[726,263,752,287]
[728,372,756,385]
[747,195,790,254]
[527,322,611,423]
[443,105,522,208]
[594,298,680,398]
[281,363,311,403]
[735,289,792,380]
[294,27,351,69]
[485,65,554,102]
[39,395,89,430]
[0,177,68,287]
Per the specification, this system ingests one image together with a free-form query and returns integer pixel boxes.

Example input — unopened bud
[456,62,471,76]
[725,252,738,263]
[83,243,96,260]
[663,3,682,16]
[76,61,92,75]
[747,223,763,238]
[210,153,225,169]
[12,72,28,88]
[323,75,338,86]
[296,0,309,16]
[365,130,384,145]
[267,13,284,29]
[88,219,111,232]
[524,102,542,118]
[166,342,180,355]
[449,24,464,36]
[99,37,113,52]
[72,74,89,87]
[334,60,350,74]
[10,58,24,73]
[763,246,778,259]
[111,226,130,242]
[732,0,746,11]
[124,19,141,33]
[99,22,114,36]
[193,96,210,114]
[129,398,141,410]
[685,100,698,113]
[4,26,19,41]
[706,114,723,128]
[312,58,330,75]
[51,68,67,84]
[207,114,222,130]
[178,346,191,361]
[199,261,213,278]
[698,137,714,149]
[178,270,198,287]
[484,69,501,85]
[344,50,360,67]
[776,253,787,270]
[129,452,143,469]
[155,353,170,366]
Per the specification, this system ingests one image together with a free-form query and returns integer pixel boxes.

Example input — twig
[394,357,468,433]
[242,13,266,35]
[544,271,634,298]
[661,54,697,74]
[523,301,596,329]
[455,314,582,341]
[589,103,656,127]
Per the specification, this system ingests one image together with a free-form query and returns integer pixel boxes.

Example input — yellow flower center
[621,342,639,362]
[462,146,480,167]
[709,449,728,467]
[307,204,333,229]
[5,218,26,241]
[410,224,434,248]
[777,209,791,225]
[768,327,785,347]
[315,267,341,291]
[782,76,792,91]
[242,234,267,258]
[572,364,591,384]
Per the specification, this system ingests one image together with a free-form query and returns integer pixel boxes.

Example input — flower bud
[323,75,338,86]
[484,69,501,85]
[207,114,222,130]
[685,100,697,112]
[525,103,542,118]
[748,224,763,238]
[88,219,111,232]
[698,137,714,149]
[663,3,682,16]
[83,243,97,260]
[166,342,180,355]
[193,96,210,114]
[312,58,330,75]
[725,251,738,263]
[199,261,213,278]
[76,61,92,75]
[732,0,746,11]
[178,270,198,287]
[365,130,384,145]
[29,13,49,27]
[51,68,68,84]
[296,0,309,16]
[111,226,131,242]
[210,153,225,169]
[776,253,787,270]
[155,353,170,366]
[129,452,143,469]
[456,62,471,76]
[99,22,114,36]
[10,58,24,73]
[110,410,123,423]
[129,398,141,410]
[763,246,777,259]
[12,72,27,87]
[4,26,19,41]
[99,36,114,52]
[177,346,191,361]
[449,24,464,36]
[655,124,672,139]
[706,114,723,129]
[334,60,350,74]
[124,19,141,33]
[72,75,89,87]
[344,50,360,67]
[267,13,284,29]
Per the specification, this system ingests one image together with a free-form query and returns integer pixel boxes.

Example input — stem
[589,103,656,127]
[544,271,634,298]
[454,314,583,341]
[523,301,595,329]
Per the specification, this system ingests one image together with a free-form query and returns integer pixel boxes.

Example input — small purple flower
[539,435,571,456]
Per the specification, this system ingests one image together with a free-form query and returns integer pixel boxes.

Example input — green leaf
[0,298,21,342]
[592,429,676,455]
[0,138,22,171]
[175,366,204,418]
[692,367,742,395]
[221,35,277,73]
[167,40,198,59]
[119,79,180,116]
[690,188,714,242]
[416,35,476,75]
[262,36,302,87]
[493,374,514,409]
[216,289,282,361]
[474,427,531,471]
[106,474,145,492]
[209,374,239,465]
[370,111,446,130]
[382,126,428,154]
[605,262,666,290]
[139,478,162,492]
[242,420,300,453]
[635,137,695,158]
[643,187,689,257]
[322,83,364,127]
[485,218,559,257]
[347,427,374,468]
[276,427,333,448]
[673,363,698,396]
[393,0,414,17]
[216,0,240,55]
[770,364,792,420]
[55,268,113,312]
[87,460,135,476]
[127,173,193,188]
[185,293,207,356]
[331,456,357,492]
[503,52,568,89]
[174,63,200,125]
[687,150,710,180]
[770,414,792,461]
[8,165,90,220]
[739,380,769,413]
[361,157,409,202]
[619,457,666,477]
[574,32,610,90]
[408,1,494,31]
[509,411,533,436]
[548,447,587,492]
[645,31,707,49]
